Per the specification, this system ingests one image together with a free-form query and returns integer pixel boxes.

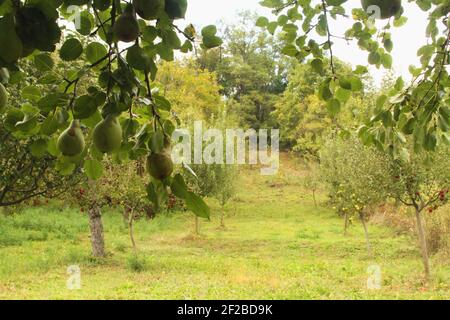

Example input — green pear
[165,0,188,19]
[133,0,165,20]
[0,14,23,63]
[0,83,8,114]
[93,115,123,153]
[361,0,402,19]
[146,150,174,180]
[113,4,140,43]
[57,120,86,157]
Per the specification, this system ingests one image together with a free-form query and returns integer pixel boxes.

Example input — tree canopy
[257,0,450,160]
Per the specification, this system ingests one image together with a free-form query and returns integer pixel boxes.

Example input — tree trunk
[194,216,199,235]
[220,204,225,228]
[123,208,130,228]
[312,189,317,207]
[343,212,349,236]
[88,205,105,257]
[128,209,137,253]
[414,208,431,281]
[359,212,372,256]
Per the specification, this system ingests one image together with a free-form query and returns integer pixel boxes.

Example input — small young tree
[188,163,238,231]
[104,159,149,253]
[302,162,320,207]
[213,164,238,228]
[320,136,390,254]
[387,147,450,280]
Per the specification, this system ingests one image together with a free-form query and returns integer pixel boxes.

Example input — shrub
[127,254,147,273]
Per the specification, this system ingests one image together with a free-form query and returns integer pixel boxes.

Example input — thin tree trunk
[414,208,431,281]
[88,205,105,257]
[312,189,317,207]
[123,208,130,228]
[220,206,225,228]
[359,212,372,256]
[128,208,137,253]
[343,212,349,236]
[194,216,199,235]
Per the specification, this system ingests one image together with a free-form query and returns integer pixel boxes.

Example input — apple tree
[319,135,390,254]
[387,145,450,280]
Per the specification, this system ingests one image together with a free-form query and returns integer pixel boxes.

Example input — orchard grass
[0,157,449,299]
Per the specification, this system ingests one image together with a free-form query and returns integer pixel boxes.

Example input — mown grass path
[0,159,449,299]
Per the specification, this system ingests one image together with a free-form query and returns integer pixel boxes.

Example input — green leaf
[22,86,41,102]
[281,44,298,57]
[318,80,332,101]
[171,174,189,199]
[34,53,54,72]
[56,160,76,176]
[383,39,393,52]
[201,25,222,49]
[84,159,103,180]
[376,95,387,110]
[30,139,48,158]
[335,87,351,103]
[326,99,341,116]
[349,76,363,91]
[393,16,407,27]
[424,132,437,151]
[310,58,324,74]
[60,38,83,61]
[150,130,164,153]
[154,95,171,111]
[38,93,69,112]
[85,42,107,64]
[368,51,380,65]
[126,45,151,71]
[256,16,269,28]
[381,53,392,69]
[73,95,98,119]
[40,114,60,136]
[185,192,210,219]
[146,180,168,212]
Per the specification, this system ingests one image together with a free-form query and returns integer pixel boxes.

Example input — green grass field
[0,159,449,300]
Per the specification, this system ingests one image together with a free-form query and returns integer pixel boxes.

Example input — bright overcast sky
[184,0,430,86]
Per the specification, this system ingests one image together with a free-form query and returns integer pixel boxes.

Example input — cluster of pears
[361,0,402,19]
[57,115,123,157]
[146,135,174,180]
[113,0,188,42]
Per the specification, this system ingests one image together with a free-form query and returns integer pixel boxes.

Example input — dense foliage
[0,0,222,218]
[258,0,450,160]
